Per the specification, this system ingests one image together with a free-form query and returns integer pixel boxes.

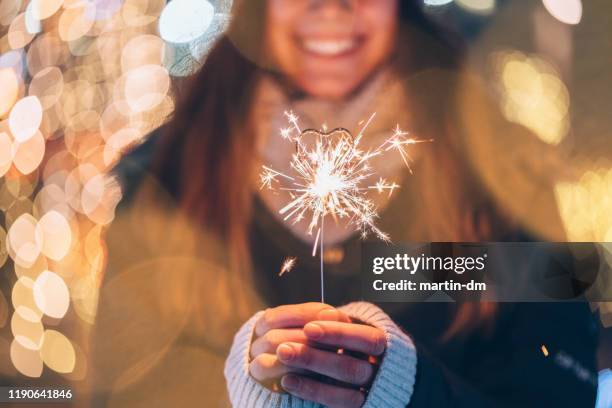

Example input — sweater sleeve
[224,302,417,408]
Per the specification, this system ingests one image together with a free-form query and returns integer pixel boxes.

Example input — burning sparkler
[260,111,429,302]
[279,257,297,277]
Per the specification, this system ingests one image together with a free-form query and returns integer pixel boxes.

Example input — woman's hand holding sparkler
[249,302,386,408]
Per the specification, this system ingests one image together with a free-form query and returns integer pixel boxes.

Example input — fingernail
[281,375,300,391]
[277,344,295,362]
[318,308,339,321]
[304,323,324,340]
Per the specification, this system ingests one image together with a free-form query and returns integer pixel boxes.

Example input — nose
[307,0,354,17]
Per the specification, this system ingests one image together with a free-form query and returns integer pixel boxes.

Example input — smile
[300,38,362,57]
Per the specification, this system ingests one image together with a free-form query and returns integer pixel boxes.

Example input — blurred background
[0,0,611,406]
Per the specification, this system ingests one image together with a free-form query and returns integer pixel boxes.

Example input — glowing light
[33,184,73,221]
[33,270,70,319]
[11,308,44,350]
[542,0,582,25]
[0,131,13,178]
[11,277,43,321]
[0,289,8,328]
[262,113,426,300]
[81,173,122,225]
[29,66,64,109]
[159,0,215,44]
[9,96,43,143]
[30,0,64,20]
[121,35,166,72]
[40,330,75,373]
[0,0,22,26]
[0,226,8,269]
[261,112,426,253]
[103,127,143,166]
[456,0,496,14]
[15,252,48,281]
[7,214,41,268]
[122,0,166,27]
[123,64,170,113]
[0,67,20,117]
[493,50,569,145]
[58,3,95,42]
[35,210,72,261]
[556,168,612,241]
[8,12,36,49]
[279,257,297,277]
[541,345,549,356]
[424,0,454,6]
[24,2,42,34]
[0,50,24,75]
[12,130,45,175]
[0,0,234,381]
[10,339,43,378]
[26,33,67,76]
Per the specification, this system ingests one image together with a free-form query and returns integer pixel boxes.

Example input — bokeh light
[10,339,43,377]
[40,329,75,374]
[0,68,20,117]
[159,0,215,44]
[424,0,454,6]
[491,50,570,146]
[555,168,612,242]
[456,0,496,15]
[0,0,231,381]
[542,0,582,25]
[33,270,70,319]
[29,0,63,21]
[8,95,42,142]
[35,210,72,261]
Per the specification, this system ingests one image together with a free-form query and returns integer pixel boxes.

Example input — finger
[256,303,350,336]
[304,321,386,356]
[249,354,290,382]
[281,374,365,408]
[277,342,374,386]
[251,329,307,358]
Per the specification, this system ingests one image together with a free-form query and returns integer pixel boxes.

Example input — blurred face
[266,0,399,100]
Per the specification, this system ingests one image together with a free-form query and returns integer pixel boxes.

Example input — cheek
[362,8,398,66]
[363,1,399,49]
[265,1,299,68]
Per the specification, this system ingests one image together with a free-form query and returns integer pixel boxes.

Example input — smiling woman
[89,1,600,407]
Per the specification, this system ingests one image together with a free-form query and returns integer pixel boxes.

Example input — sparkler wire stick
[320,215,325,303]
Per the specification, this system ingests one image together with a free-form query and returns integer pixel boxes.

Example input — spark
[261,112,429,256]
[541,345,549,357]
[279,257,297,276]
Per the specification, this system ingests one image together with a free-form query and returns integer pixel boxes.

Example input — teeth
[302,39,356,56]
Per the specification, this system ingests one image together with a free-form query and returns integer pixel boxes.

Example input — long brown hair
[150,1,498,336]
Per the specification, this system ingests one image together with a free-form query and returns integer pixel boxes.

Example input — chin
[298,78,361,101]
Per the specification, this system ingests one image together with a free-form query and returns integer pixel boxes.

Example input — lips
[299,37,362,57]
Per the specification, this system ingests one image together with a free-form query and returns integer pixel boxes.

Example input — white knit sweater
[224,302,417,407]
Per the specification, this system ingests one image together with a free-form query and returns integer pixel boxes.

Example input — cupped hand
[249,303,387,408]
[249,303,350,385]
